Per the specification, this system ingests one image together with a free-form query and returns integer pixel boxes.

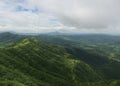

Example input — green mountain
[0,33,120,86]
[0,32,25,47]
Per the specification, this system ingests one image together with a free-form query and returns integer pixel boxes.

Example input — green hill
[0,33,120,86]
[0,38,101,86]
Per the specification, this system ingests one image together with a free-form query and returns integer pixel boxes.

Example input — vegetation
[0,32,120,86]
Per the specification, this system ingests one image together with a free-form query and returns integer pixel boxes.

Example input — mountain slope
[0,38,102,86]
[0,32,26,47]
[0,34,120,86]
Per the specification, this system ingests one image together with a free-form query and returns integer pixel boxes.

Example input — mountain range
[0,32,120,86]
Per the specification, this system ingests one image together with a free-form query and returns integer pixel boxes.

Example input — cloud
[0,0,120,34]
[0,0,65,33]
[33,0,120,29]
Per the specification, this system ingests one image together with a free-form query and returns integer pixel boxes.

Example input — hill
[0,38,120,85]
[0,38,100,86]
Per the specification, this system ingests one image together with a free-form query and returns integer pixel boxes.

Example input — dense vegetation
[0,32,120,86]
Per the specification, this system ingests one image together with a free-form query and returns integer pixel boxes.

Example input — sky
[0,0,120,34]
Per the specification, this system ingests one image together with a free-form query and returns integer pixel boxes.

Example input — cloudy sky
[0,0,120,34]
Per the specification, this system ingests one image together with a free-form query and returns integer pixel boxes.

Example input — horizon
[1,31,120,36]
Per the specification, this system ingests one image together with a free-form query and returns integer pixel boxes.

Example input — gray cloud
[34,0,120,29]
[0,0,120,34]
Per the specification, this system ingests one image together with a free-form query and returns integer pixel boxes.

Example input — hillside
[0,38,101,86]
[0,34,120,86]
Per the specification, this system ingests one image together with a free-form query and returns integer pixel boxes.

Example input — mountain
[0,32,26,47]
[0,38,100,86]
[35,34,120,61]
[0,33,120,86]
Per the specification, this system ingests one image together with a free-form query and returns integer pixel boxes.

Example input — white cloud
[0,0,65,33]
[0,0,120,34]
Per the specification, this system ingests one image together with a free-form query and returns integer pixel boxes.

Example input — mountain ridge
[0,33,120,85]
